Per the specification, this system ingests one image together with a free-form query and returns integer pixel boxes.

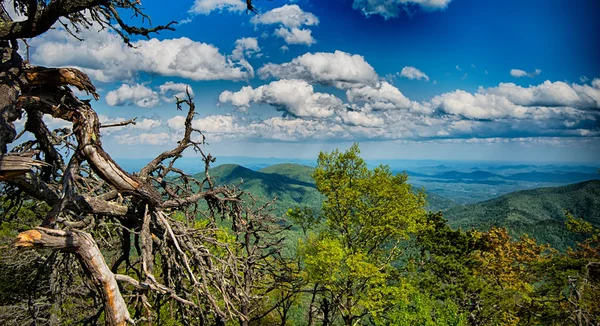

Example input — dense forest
[0,1,599,325]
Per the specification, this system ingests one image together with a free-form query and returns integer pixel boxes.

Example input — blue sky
[14,0,600,162]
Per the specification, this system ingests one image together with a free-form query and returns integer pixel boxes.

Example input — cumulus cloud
[159,82,194,103]
[399,66,429,81]
[28,26,254,82]
[159,74,600,143]
[258,51,378,89]
[337,110,385,127]
[346,81,412,110]
[250,4,319,46]
[274,27,316,46]
[486,80,600,109]
[429,79,600,120]
[134,37,253,81]
[510,68,541,78]
[250,4,319,28]
[352,0,453,19]
[104,75,600,145]
[106,84,160,108]
[219,79,344,118]
[114,133,173,145]
[188,0,246,14]
[133,118,162,130]
[165,114,346,141]
[231,37,261,60]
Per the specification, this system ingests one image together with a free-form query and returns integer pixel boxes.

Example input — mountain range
[444,180,600,250]
[196,163,600,251]
[195,163,457,216]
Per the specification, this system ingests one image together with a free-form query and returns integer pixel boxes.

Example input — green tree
[299,144,428,325]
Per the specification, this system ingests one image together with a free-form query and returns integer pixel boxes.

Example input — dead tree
[0,1,266,325]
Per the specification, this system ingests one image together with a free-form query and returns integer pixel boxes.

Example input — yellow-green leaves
[299,234,343,284]
[301,143,429,323]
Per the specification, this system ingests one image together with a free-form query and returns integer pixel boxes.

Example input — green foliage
[375,291,467,326]
[287,206,322,235]
[445,180,600,251]
[299,144,429,325]
[194,164,324,217]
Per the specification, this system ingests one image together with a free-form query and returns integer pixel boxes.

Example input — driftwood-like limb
[24,67,99,99]
[0,152,48,180]
[23,108,66,179]
[17,87,162,206]
[100,118,137,129]
[8,173,129,216]
[15,227,133,326]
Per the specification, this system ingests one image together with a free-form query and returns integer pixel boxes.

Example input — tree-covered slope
[197,163,456,215]
[444,180,600,250]
[195,164,323,216]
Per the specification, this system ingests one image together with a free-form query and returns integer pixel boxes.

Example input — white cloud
[429,79,600,120]
[455,65,461,71]
[352,0,452,19]
[135,37,253,81]
[133,118,162,130]
[219,79,344,118]
[159,81,194,103]
[231,37,261,60]
[430,90,529,120]
[29,26,254,82]
[106,84,160,108]
[165,114,346,142]
[188,0,246,14]
[258,51,378,89]
[274,27,316,46]
[42,115,72,130]
[280,45,290,52]
[400,66,429,81]
[250,4,319,46]
[337,110,385,127]
[346,81,413,110]
[114,133,173,145]
[249,117,342,141]
[510,68,541,78]
[487,80,600,109]
[250,4,319,28]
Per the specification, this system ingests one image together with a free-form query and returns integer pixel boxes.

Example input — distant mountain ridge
[195,163,457,215]
[402,170,600,184]
[444,180,600,250]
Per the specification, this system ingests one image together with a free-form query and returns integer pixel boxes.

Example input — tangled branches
[0,1,292,324]
[2,75,291,324]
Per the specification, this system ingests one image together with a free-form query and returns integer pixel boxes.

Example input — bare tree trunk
[15,227,132,326]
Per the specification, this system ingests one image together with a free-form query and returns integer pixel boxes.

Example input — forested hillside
[445,180,600,250]
[199,163,457,215]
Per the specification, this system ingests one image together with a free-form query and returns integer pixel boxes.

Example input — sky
[11,0,600,163]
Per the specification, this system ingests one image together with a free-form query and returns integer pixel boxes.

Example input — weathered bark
[15,227,133,326]
[0,152,48,180]
[0,42,26,153]
[8,173,130,216]
[17,86,162,206]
